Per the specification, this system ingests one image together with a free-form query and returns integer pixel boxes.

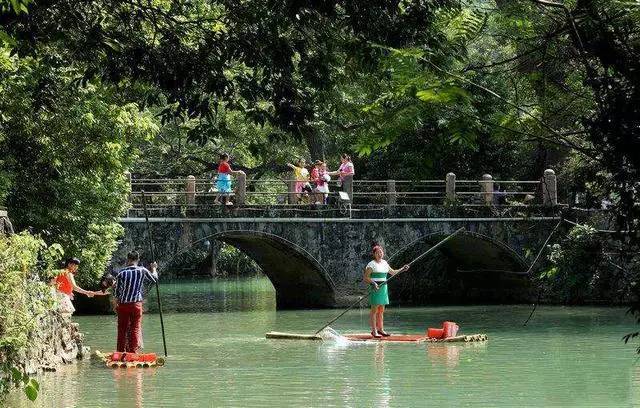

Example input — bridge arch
[387,230,529,304]
[389,230,527,273]
[205,230,337,309]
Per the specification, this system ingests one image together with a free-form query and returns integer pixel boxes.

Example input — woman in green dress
[364,244,409,338]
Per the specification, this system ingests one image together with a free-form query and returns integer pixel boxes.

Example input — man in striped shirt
[114,251,158,352]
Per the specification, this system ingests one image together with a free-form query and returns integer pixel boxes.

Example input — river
[7,278,640,407]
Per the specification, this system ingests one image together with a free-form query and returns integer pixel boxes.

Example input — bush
[545,225,605,303]
[0,232,60,401]
[216,244,262,277]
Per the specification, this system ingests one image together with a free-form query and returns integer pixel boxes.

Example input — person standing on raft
[113,251,158,353]
[364,245,409,338]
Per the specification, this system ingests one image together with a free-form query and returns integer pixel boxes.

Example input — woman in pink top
[329,154,355,192]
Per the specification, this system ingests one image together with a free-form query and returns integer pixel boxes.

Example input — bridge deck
[124,203,564,220]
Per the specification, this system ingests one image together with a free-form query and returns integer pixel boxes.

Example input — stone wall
[0,208,13,235]
[17,311,87,375]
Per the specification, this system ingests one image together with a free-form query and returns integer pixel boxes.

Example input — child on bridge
[215,153,245,206]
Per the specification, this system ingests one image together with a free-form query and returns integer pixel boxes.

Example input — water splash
[317,327,349,345]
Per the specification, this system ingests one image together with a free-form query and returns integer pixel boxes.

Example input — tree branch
[420,56,596,158]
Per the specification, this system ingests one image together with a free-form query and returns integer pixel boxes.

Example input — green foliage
[545,225,604,302]
[0,43,157,285]
[0,0,459,161]
[438,7,487,58]
[1,366,39,402]
[134,109,297,178]
[168,242,260,277]
[0,232,57,401]
[216,244,261,277]
[0,0,31,14]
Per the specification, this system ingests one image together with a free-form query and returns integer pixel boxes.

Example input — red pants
[116,302,143,352]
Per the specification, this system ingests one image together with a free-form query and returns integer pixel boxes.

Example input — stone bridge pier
[116,215,560,309]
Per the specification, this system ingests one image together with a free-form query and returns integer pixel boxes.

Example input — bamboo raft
[265,331,487,343]
[343,333,488,343]
[92,350,166,368]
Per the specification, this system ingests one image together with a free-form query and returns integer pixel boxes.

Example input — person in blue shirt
[113,251,158,352]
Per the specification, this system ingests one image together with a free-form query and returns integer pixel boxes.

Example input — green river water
[7,278,640,407]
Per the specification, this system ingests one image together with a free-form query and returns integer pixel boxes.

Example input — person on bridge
[286,158,311,203]
[113,251,158,352]
[364,244,409,338]
[215,153,245,206]
[328,154,355,191]
[312,161,331,204]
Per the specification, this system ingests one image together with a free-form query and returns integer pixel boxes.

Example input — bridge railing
[125,169,558,214]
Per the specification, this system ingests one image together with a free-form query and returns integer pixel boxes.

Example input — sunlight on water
[6,278,639,408]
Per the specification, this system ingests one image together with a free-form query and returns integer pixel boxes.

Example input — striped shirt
[114,265,158,304]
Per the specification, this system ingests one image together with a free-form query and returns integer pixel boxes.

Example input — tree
[0,48,157,284]
[0,0,459,159]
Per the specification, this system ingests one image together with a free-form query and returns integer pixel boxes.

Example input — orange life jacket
[55,272,73,296]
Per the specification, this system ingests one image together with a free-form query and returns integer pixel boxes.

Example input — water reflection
[427,341,487,369]
[427,344,461,368]
[374,343,392,408]
[112,368,150,408]
[32,363,81,408]
[374,342,386,372]
[633,365,640,403]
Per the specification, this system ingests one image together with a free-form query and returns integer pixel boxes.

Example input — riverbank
[19,311,87,374]
[0,232,87,402]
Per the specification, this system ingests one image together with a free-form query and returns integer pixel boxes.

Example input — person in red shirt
[214,153,245,205]
[51,258,105,315]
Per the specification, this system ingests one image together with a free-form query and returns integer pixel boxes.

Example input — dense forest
[1,0,639,338]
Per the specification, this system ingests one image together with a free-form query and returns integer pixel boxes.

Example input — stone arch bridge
[117,212,560,308]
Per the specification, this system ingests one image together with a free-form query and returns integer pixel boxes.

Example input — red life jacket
[55,272,73,296]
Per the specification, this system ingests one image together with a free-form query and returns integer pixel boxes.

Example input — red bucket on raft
[427,328,444,339]
[427,321,459,339]
[443,321,459,338]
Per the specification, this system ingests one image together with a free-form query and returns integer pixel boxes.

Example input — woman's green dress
[368,260,390,306]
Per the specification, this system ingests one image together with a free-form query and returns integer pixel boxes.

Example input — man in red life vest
[113,251,158,352]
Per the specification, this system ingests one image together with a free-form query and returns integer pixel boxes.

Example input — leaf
[416,85,469,104]
[371,43,426,59]
[29,378,39,392]
[24,383,38,401]
[0,29,17,47]
[10,367,22,383]
[415,89,440,102]
[103,38,123,52]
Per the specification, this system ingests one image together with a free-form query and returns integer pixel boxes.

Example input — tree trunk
[300,126,325,161]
